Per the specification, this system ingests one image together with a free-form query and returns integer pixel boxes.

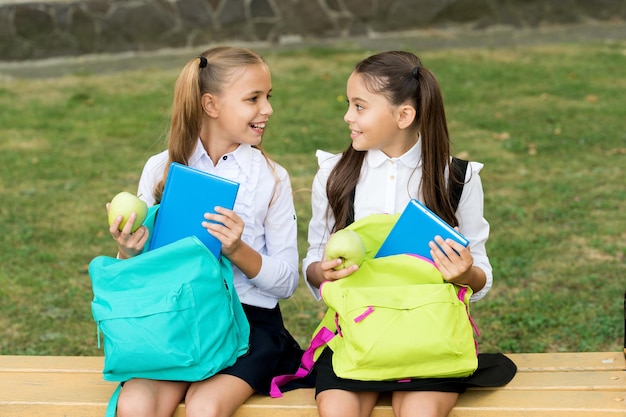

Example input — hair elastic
[198,55,208,68]
[412,66,420,79]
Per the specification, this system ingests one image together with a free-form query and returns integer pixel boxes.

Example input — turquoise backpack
[89,206,250,415]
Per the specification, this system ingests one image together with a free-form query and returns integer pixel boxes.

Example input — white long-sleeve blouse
[137,139,299,309]
[302,142,492,302]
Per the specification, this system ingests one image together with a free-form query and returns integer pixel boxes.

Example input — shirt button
[222,155,228,160]
[390,175,395,180]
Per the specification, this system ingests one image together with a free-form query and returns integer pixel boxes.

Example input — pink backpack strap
[269,326,335,398]
[457,286,481,354]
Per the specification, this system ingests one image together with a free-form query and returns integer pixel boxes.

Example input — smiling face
[205,63,273,150]
[344,71,417,158]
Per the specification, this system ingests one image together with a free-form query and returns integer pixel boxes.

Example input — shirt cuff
[305,276,322,301]
[469,272,492,302]
[249,253,277,291]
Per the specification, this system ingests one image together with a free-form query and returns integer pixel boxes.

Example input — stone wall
[1,0,625,61]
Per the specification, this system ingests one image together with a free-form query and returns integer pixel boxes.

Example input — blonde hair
[153,46,271,203]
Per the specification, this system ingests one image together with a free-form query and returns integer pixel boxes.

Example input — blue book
[149,162,240,258]
[375,199,469,261]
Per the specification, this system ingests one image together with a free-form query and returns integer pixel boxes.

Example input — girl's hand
[202,206,244,257]
[320,252,359,282]
[429,235,474,284]
[106,203,149,259]
[306,252,359,290]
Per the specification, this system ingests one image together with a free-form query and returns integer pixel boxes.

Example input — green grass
[1,41,624,356]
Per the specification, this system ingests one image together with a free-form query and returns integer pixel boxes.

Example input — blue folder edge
[375,199,469,261]
[148,162,240,258]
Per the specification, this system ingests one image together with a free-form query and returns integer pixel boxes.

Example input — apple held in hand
[108,191,148,232]
[325,229,366,271]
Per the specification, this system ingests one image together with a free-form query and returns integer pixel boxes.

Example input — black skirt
[315,348,517,397]
[217,303,314,395]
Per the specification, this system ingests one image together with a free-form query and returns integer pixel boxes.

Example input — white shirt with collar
[137,139,299,309]
[302,141,492,302]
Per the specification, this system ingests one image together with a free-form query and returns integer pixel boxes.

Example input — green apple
[107,191,148,232]
[325,229,366,270]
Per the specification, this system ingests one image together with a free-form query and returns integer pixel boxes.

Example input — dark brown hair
[326,50,461,232]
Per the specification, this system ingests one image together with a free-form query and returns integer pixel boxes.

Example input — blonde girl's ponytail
[168,57,205,162]
[152,56,205,203]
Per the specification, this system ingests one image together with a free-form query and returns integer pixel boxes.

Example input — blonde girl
[108,46,304,417]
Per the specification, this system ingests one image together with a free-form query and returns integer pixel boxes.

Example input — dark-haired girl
[302,51,515,417]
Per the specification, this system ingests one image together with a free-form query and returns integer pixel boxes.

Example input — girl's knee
[317,390,377,417]
[116,391,154,417]
[317,399,349,417]
[393,391,459,417]
[117,380,186,417]
[185,401,220,417]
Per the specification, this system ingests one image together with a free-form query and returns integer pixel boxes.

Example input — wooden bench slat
[496,370,625,390]
[0,404,104,417]
[454,390,626,413]
[1,372,114,402]
[511,352,625,371]
[2,391,624,417]
[1,352,624,417]
[0,355,103,373]
[1,352,621,372]
[2,367,624,401]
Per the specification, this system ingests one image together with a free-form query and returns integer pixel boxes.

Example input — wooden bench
[1,352,624,416]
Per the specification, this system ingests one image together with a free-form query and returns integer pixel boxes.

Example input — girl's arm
[305,257,355,289]
[204,206,262,278]
[302,158,336,300]
[205,165,300,300]
[439,161,492,300]
[429,237,487,294]
[108,154,165,259]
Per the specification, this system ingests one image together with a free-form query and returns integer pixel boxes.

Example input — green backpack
[320,214,478,380]
[89,206,250,415]
[270,214,478,397]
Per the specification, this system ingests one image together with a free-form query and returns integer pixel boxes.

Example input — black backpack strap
[449,157,468,212]
[347,187,356,226]
[347,157,468,224]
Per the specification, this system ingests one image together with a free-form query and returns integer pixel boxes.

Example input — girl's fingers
[120,212,137,235]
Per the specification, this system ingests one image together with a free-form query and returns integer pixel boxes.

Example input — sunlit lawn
[0,40,624,355]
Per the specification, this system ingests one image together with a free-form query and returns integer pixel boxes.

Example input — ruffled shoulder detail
[232,149,264,246]
[468,161,484,175]
[465,161,485,182]
[315,149,341,169]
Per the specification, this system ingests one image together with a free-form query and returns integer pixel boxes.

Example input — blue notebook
[149,162,240,258]
[375,199,469,261]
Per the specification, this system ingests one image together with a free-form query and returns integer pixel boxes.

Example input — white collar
[189,139,254,178]
[366,139,422,169]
